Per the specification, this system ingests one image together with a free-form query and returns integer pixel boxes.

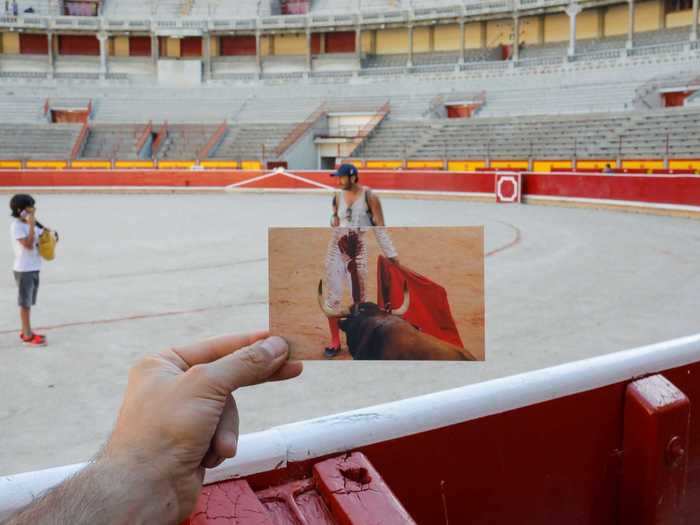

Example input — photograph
[269,226,484,361]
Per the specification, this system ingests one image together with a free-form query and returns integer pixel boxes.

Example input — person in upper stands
[3,332,303,525]
[11,0,17,15]
[603,164,614,174]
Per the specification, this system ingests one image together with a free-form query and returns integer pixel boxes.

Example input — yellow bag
[38,229,58,261]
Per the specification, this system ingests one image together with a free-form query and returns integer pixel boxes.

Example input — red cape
[377,256,464,349]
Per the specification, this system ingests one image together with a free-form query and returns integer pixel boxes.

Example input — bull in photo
[317,280,475,361]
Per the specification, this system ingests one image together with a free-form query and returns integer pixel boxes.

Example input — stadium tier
[0,0,699,169]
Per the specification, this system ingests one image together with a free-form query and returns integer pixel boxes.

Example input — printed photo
[269,226,484,361]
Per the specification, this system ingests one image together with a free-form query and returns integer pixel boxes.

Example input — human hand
[102,332,303,523]
[22,208,35,225]
[331,214,340,227]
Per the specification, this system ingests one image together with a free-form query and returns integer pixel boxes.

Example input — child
[9,194,47,346]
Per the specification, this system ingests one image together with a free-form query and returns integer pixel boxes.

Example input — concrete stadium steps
[158,124,220,159]
[0,123,81,160]
[476,82,639,118]
[81,124,145,159]
[211,123,297,159]
[92,96,247,123]
[0,95,47,123]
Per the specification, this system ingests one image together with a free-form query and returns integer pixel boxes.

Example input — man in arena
[322,163,399,358]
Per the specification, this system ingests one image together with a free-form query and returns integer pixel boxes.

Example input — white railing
[1,332,699,520]
[0,0,580,33]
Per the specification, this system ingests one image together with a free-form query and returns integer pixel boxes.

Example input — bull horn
[317,280,351,318]
[391,281,410,317]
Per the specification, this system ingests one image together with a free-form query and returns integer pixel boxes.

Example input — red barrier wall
[233,358,700,524]
[523,173,700,207]
[1,170,699,209]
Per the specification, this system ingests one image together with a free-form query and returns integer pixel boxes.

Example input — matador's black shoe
[324,346,341,358]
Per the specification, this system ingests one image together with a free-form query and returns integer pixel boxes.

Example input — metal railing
[197,120,228,161]
[273,103,326,157]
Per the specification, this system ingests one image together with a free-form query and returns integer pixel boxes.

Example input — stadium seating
[0,123,80,160]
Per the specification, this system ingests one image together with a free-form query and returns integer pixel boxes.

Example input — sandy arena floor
[1,192,699,475]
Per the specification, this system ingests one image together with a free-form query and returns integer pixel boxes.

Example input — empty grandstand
[0,0,699,170]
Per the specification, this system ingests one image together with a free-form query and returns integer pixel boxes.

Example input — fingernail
[260,336,288,358]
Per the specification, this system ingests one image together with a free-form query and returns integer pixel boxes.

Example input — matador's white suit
[324,188,398,311]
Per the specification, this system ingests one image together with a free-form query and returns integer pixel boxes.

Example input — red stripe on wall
[325,31,355,53]
[523,173,700,207]
[220,36,256,56]
[58,34,99,56]
[19,33,49,55]
[181,37,202,58]
[129,36,151,57]
[1,170,699,209]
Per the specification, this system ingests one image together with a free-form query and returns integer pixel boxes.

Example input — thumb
[201,336,290,395]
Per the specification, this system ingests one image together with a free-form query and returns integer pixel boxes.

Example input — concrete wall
[413,26,431,53]
[1,32,20,54]
[210,36,219,57]
[604,3,629,36]
[273,34,306,55]
[487,18,513,46]
[520,16,543,45]
[433,24,460,51]
[666,9,695,28]
[165,37,181,58]
[465,22,484,49]
[577,9,602,39]
[157,59,202,86]
[376,28,408,53]
[544,13,569,42]
[285,116,328,169]
[114,36,129,57]
[636,0,663,32]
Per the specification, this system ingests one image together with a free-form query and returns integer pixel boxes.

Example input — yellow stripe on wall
[158,161,196,169]
[72,160,111,169]
[622,159,664,170]
[669,159,700,171]
[533,160,573,172]
[406,160,444,169]
[241,160,262,170]
[577,160,615,169]
[365,160,402,169]
[491,160,528,170]
[26,160,67,169]
[447,161,486,172]
[115,160,155,169]
[0,160,22,169]
[200,160,239,169]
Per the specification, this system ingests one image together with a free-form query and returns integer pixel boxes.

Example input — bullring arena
[1,0,700,522]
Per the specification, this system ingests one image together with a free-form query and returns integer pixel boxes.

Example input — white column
[407,24,413,67]
[566,2,581,58]
[97,32,108,79]
[512,15,519,61]
[459,18,465,64]
[692,0,698,42]
[151,33,159,68]
[202,32,211,81]
[626,0,635,50]
[255,31,262,75]
[306,28,312,72]
[47,32,54,79]
[355,25,362,59]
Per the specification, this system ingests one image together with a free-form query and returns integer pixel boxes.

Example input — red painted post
[620,374,690,525]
